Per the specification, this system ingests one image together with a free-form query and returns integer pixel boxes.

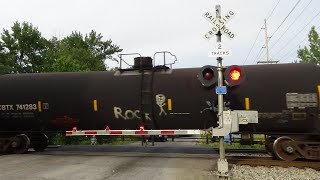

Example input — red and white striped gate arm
[66,129,204,136]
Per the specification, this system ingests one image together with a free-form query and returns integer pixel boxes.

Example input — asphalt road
[0,138,221,180]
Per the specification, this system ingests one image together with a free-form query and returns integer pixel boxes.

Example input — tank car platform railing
[118,53,142,70]
[153,51,177,69]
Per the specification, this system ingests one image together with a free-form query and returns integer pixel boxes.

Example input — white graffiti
[156,94,167,116]
[114,107,151,121]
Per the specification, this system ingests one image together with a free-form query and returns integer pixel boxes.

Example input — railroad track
[213,148,267,153]
[227,156,320,170]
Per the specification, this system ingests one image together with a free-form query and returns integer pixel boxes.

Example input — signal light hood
[197,65,218,87]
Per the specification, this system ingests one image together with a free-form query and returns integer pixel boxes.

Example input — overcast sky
[1,0,319,68]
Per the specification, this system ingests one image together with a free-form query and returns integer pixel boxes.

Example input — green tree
[0,21,51,73]
[50,31,122,72]
[0,41,11,73]
[0,22,122,74]
[297,26,320,65]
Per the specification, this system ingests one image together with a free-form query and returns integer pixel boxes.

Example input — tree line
[0,22,122,74]
[298,26,320,65]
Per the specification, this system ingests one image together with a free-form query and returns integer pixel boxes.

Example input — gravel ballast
[230,165,320,180]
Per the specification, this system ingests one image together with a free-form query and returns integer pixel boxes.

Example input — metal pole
[215,4,225,160]
[216,4,228,177]
[217,58,225,160]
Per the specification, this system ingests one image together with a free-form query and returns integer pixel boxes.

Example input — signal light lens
[105,126,110,130]
[72,126,78,131]
[230,68,241,81]
[224,65,246,87]
[198,65,218,87]
[203,69,214,80]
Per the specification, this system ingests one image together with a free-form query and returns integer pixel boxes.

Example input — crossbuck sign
[203,10,236,40]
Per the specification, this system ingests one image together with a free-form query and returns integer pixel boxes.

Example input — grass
[198,134,266,149]
[199,142,265,149]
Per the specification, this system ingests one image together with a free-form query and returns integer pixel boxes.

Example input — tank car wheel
[33,133,49,152]
[273,136,299,161]
[10,134,30,154]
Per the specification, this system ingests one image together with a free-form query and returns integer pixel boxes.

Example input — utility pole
[257,19,278,64]
[264,19,270,63]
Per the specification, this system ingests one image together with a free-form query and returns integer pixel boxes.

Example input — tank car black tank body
[0,61,218,153]
[0,68,216,132]
[0,58,319,159]
[227,63,320,161]
[231,63,320,135]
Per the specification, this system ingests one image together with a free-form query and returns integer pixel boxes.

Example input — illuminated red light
[72,126,77,131]
[105,126,110,130]
[230,68,241,81]
[139,126,145,131]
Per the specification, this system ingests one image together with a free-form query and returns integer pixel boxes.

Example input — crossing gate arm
[66,129,204,136]
[66,110,258,137]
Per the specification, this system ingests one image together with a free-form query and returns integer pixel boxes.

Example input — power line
[270,0,301,39]
[243,0,281,65]
[269,0,313,49]
[266,0,281,21]
[278,24,320,63]
[242,28,262,65]
[278,45,305,63]
[252,47,264,64]
[271,10,320,60]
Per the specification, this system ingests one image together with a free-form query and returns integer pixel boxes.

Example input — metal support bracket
[212,110,258,137]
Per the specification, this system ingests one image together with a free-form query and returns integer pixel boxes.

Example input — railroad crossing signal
[203,10,236,40]
[201,5,238,177]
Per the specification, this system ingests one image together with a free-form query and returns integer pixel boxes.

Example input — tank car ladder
[139,69,156,130]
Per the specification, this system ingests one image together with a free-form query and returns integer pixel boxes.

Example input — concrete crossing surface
[0,138,222,180]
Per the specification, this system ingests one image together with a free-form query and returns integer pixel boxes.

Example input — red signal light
[224,65,246,87]
[105,126,110,130]
[230,68,241,81]
[72,126,78,131]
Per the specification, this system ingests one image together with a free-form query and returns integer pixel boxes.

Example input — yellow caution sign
[245,98,250,110]
[38,101,42,112]
[93,100,98,112]
[168,99,172,111]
